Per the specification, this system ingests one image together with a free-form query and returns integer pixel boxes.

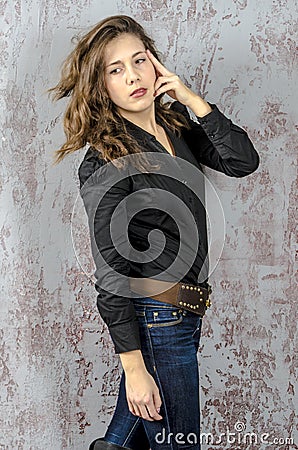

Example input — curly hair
[49,15,189,170]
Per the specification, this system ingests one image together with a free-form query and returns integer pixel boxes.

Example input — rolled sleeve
[108,317,141,354]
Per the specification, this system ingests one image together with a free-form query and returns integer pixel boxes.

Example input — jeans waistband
[132,296,179,309]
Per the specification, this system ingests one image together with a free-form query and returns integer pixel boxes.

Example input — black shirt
[78,102,259,354]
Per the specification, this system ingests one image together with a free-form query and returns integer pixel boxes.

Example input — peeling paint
[0,0,296,449]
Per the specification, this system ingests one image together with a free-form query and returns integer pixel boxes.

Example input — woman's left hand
[146,49,199,106]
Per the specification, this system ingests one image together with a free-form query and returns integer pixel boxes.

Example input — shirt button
[209,133,215,138]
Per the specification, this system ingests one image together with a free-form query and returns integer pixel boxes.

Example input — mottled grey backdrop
[0,0,297,449]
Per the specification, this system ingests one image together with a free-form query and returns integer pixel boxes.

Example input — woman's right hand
[125,368,163,421]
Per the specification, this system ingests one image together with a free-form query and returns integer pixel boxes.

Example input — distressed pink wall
[1,1,297,449]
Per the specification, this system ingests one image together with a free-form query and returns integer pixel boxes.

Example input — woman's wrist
[119,349,147,374]
[185,93,212,118]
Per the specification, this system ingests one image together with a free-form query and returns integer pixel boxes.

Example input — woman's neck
[119,104,159,136]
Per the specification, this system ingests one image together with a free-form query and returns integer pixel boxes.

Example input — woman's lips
[130,88,147,98]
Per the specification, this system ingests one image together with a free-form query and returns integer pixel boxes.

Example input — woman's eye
[135,58,146,64]
[110,68,121,75]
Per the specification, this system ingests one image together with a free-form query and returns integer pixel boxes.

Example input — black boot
[89,437,133,449]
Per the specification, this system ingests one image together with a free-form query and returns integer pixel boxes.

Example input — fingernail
[156,407,160,413]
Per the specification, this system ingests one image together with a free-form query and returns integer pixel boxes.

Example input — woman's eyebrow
[106,51,146,67]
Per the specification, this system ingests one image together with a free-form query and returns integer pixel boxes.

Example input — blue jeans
[103,296,202,449]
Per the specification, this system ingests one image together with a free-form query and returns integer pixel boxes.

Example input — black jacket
[78,102,259,354]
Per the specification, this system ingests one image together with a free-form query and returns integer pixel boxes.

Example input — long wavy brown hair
[49,15,189,169]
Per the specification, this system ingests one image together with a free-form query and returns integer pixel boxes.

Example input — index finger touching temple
[146,49,170,76]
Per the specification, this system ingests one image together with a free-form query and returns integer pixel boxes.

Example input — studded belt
[129,278,212,316]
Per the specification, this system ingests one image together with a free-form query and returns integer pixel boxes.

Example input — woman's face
[104,33,157,118]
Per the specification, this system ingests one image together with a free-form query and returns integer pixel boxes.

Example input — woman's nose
[126,66,140,84]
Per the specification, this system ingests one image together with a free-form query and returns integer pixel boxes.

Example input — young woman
[50,15,259,450]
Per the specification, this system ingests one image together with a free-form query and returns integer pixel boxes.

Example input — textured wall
[0,1,297,449]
